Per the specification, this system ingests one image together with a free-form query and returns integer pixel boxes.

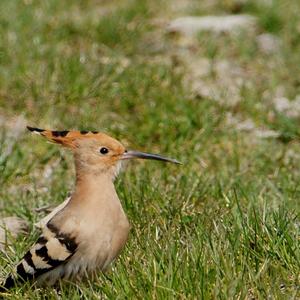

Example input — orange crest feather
[27,126,100,148]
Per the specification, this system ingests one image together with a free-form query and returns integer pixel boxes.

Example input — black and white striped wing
[2,223,77,290]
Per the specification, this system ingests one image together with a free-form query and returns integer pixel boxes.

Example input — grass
[0,0,299,298]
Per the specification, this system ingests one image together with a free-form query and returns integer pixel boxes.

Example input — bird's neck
[71,167,119,207]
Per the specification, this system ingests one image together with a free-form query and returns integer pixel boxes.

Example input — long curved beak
[121,150,181,164]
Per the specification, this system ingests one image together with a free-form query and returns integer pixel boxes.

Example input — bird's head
[27,126,180,179]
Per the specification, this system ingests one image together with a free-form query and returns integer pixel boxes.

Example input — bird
[1,126,180,290]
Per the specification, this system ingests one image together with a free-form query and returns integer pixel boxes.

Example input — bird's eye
[100,147,109,155]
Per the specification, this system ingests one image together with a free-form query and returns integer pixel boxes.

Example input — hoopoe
[1,126,180,290]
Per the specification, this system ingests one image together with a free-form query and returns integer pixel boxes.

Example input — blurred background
[0,0,299,298]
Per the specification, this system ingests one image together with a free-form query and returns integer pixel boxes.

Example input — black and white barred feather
[1,222,77,290]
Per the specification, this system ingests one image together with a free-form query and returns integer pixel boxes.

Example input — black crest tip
[27,126,45,133]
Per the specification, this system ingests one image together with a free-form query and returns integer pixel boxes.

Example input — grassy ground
[0,0,299,298]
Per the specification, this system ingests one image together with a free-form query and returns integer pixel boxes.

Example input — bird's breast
[66,200,130,273]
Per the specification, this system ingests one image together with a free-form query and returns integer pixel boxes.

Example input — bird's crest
[27,126,102,148]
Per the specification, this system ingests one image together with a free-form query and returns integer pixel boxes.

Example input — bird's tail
[0,274,17,292]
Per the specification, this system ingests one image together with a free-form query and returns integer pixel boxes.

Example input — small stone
[225,113,280,138]
[257,33,280,54]
[273,97,291,112]
[183,58,247,106]
[273,96,300,118]
[253,129,280,138]
[0,217,28,251]
[167,15,256,36]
